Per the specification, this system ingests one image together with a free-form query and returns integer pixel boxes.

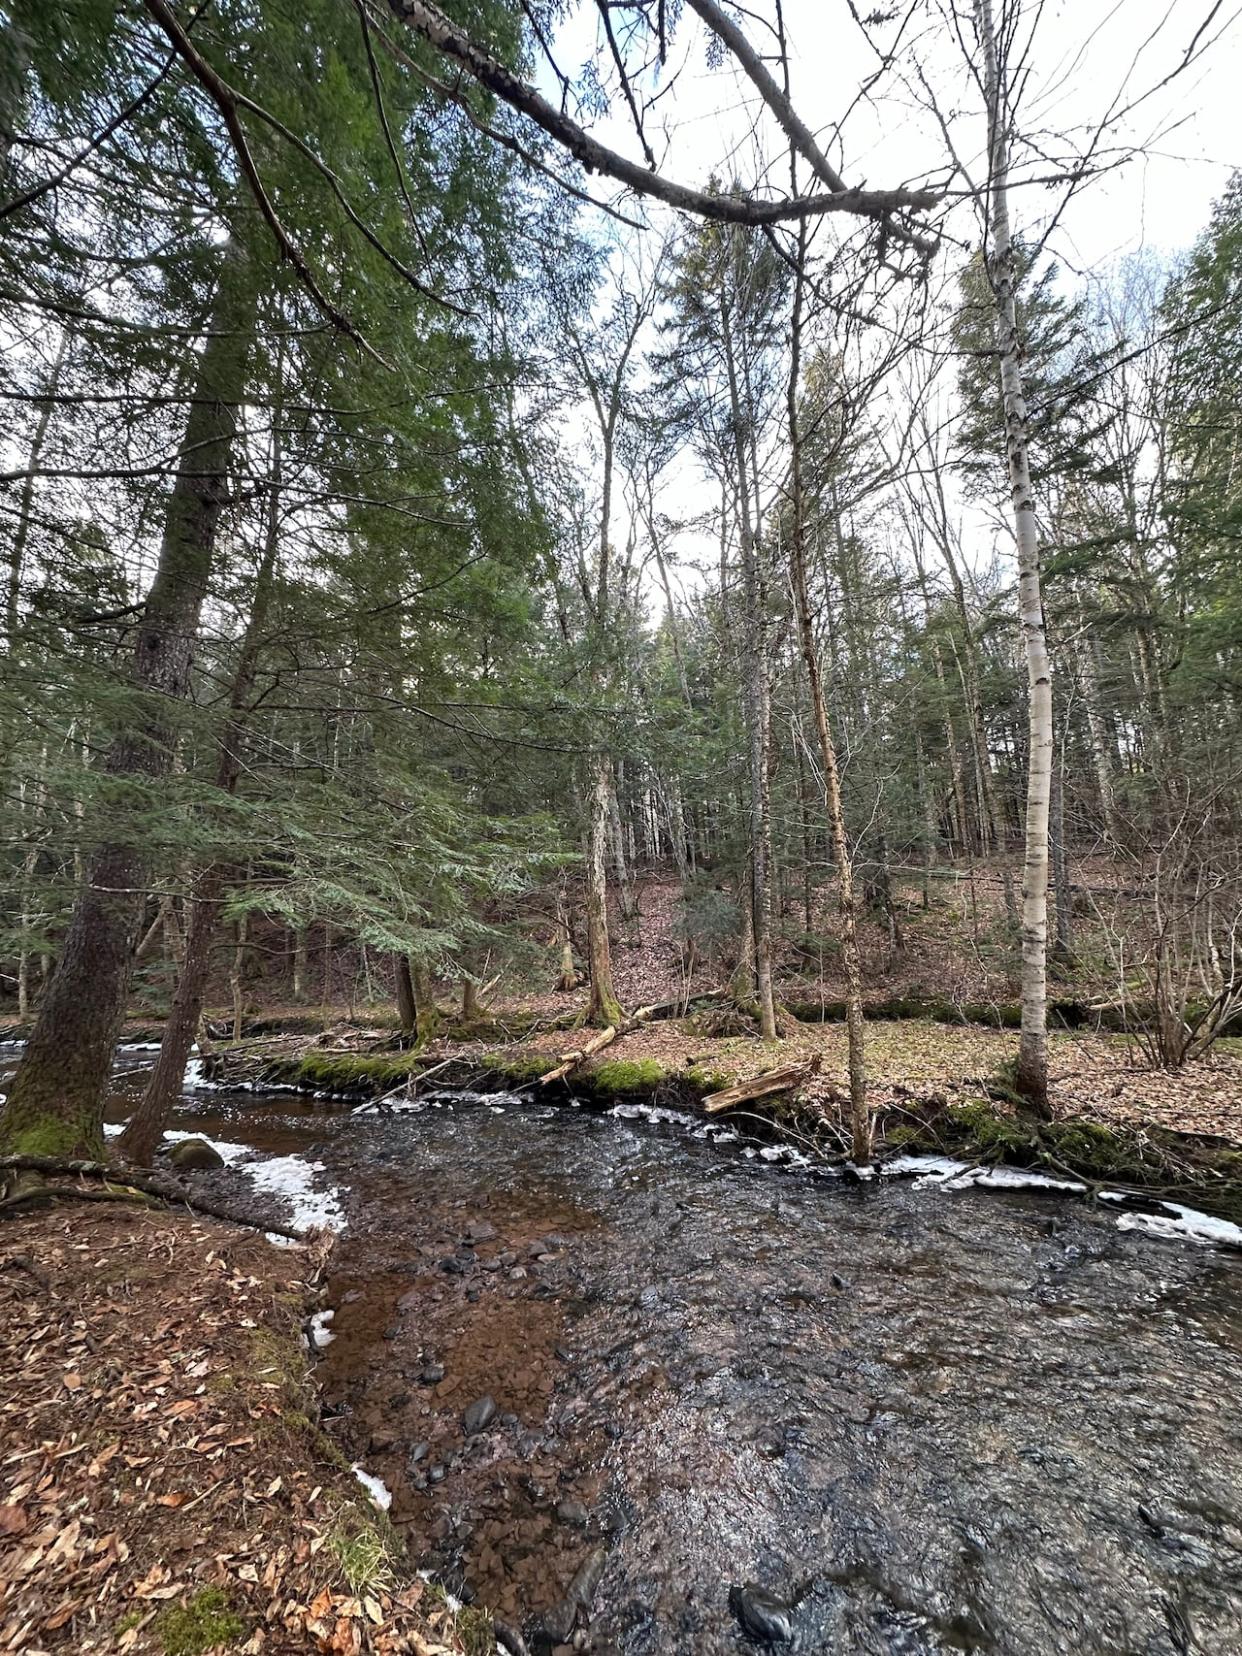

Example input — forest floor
[0,1206,489,1655]
[436,1018,1242,1149]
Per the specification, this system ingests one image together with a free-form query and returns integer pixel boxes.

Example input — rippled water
[312,1096,1242,1655]
[7,1044,1241,1653]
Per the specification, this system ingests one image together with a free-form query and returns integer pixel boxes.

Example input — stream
[4,1043,1242,1653]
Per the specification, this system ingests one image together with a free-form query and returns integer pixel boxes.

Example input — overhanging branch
[389,0,942,230]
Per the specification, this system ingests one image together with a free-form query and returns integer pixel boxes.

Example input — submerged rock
[168,1136,225,1172]
[729,1583,795,1645]
[463,1394,497,1435]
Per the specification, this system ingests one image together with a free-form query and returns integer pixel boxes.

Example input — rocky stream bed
[5,1044,1242,1654]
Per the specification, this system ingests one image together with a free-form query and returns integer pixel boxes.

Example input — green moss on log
[590,1058,667,1096]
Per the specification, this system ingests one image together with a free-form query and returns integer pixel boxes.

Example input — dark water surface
[6,1045,1241,1653]
[313,1096,1242,1656]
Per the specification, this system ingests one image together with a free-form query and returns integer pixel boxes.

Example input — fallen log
[0,1154,310,1242]
[703,1054,823,1114]
[537,1024,618,1086]
[535,988,730,1088]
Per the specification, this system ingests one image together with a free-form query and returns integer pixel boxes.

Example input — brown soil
[0,1206,477,1654]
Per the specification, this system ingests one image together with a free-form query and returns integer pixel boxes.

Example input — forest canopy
[1,0,1240,1168]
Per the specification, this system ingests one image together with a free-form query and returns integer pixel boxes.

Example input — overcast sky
[537,0,1241,606]
[550,0,1240,269]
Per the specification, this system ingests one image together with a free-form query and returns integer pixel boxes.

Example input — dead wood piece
[704,1055,823,1114]
[535,987,731,1087]
[0,1154,309,1242]
[631,987,726,1022]
[537,1024,617,1086]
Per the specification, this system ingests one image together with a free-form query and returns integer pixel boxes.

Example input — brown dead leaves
[0,1207,466,1654]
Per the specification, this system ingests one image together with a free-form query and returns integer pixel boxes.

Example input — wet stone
[168,1136,225,1172]
[728,1584,794,1645]
[464,1395,497,1435]
[556,1500,589,1527]
[420,1363,446,1385]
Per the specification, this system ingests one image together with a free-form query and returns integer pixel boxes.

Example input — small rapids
[5,1044,1241,1652]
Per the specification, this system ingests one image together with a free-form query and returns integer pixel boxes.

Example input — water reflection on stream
[7,1045,1241,1653]
[317,1096,1242,1655]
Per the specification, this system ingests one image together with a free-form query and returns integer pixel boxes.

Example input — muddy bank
[310,1091,1242,1655]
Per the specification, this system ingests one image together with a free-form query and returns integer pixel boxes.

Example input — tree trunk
[1072,623,1121,842]
[118,375,281,1165]
[395,954,417,1035]
[607,763,639,922]
[412,961,440,1046]
[6,330,69,647]
[229,909,249,1041]
[118,867,227,1165]
[0,242,257,1160]
[785,195,870,1162]
[720,289,777,1040]
[293,927,309,1001]
[1051,745,1073,965]
[976,0,1053,1116]
[585,755,622,1026]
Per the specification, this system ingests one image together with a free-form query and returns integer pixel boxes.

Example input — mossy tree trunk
[0,243,257,1161]
[118,394,281,1166]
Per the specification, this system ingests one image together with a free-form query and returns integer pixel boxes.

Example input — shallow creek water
[6,1045,1242,1653]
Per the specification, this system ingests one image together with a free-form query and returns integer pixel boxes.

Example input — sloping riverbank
[0,1205,495,1654]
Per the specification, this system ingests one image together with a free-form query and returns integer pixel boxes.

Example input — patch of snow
[307,1308,335,1350]
[881,1153,1083,1194]
[418,1571,462,1612]
[351,1465,392,1511]
[241,1152,345,1232]
[610,1102,700,1129]
[118,1041,162,1052]
[758,1143,812,1167]
[1098,1191,1242,1249]
[968,1166,1085,1194]
[883,1153,969,1180]
[163,1127,252,1164]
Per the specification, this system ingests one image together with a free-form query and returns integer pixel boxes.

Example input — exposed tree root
[0,1155,309,1242]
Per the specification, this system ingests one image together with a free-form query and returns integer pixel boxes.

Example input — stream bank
[0,1203,486,1655]
[204,1023,1242,1226]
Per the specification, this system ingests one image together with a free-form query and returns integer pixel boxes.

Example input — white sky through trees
[539,0,1241,605]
